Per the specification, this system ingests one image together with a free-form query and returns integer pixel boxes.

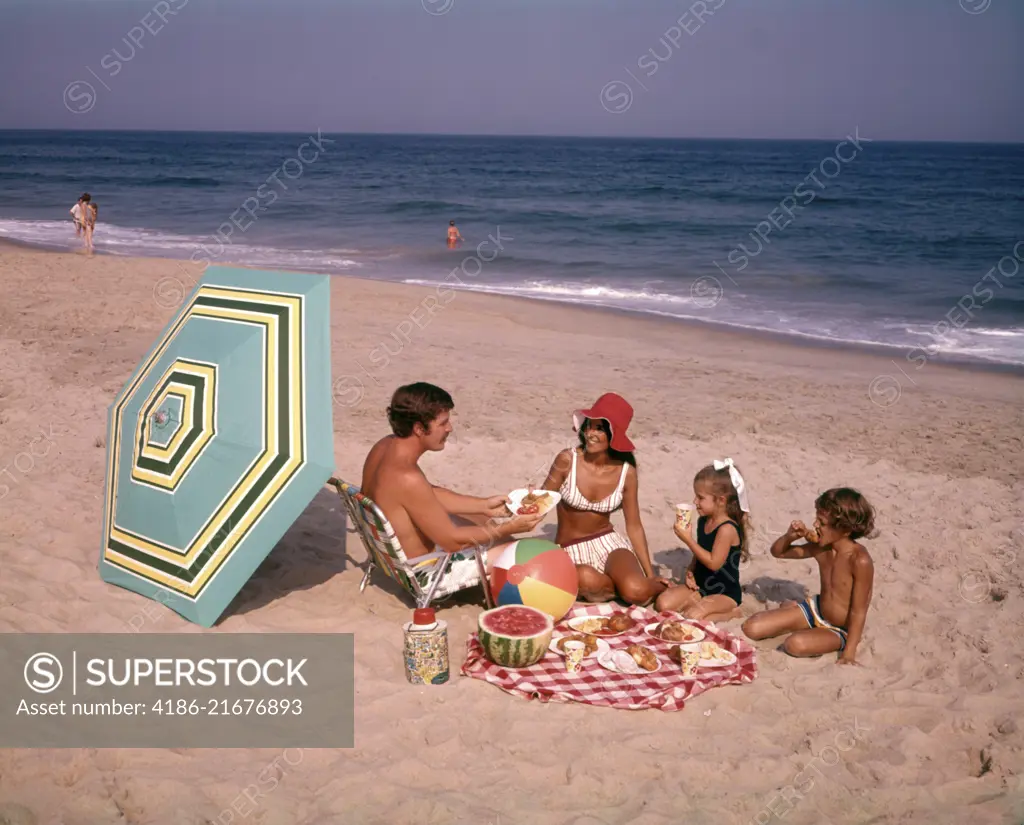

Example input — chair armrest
[402,549,447,571]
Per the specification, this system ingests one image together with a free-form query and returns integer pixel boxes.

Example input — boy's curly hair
[815,487,875,540]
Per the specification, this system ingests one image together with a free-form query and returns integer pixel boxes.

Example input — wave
[0,171,221,188]
[1,214,1021,368]
[972,328,1024,338]
[401,276,1024,366]
[0,219,363,274]
[402,277,695,307]
[146,175,222,188]
[382,199,469,216]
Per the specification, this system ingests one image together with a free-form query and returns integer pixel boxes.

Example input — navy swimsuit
[693,516,743,605]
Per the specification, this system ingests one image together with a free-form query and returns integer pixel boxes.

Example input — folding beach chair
[329,478,494,610]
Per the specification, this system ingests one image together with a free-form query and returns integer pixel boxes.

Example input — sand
[0,243,1021,825]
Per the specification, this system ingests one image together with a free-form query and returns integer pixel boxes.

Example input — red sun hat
[572,392,635,452]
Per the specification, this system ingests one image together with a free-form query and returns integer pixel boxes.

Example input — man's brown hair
[386,382,454,438]
[815,487,875,540]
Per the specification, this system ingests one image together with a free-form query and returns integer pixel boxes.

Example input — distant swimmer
[447,220,463,248]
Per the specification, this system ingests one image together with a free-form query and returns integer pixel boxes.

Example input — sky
[0,0,1021,141]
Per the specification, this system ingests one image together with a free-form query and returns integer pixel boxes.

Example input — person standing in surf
[70,194,86,237]
[81,193,98,253]
[447,220,463,248]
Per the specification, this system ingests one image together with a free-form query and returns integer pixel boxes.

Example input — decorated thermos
[403,607,450,685]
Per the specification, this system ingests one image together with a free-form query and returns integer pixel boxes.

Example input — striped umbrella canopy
[98,266,335,627]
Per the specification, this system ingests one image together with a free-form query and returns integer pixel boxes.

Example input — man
[362,382,543,582]
[446,220,463,248]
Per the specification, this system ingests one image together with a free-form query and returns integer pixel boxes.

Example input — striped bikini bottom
[560,527,635,571]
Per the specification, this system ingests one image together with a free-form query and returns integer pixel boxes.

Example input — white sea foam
[0,219,363,273]
[401,277,1024,366]
[3,218,1021,367]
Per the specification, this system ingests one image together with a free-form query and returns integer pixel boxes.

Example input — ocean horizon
[2,129,1022,367]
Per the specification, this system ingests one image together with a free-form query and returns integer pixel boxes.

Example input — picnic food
[517,491,553,515]
[805,526,820,542]
[557,633,599,657]
[573,617,610,635]
[654,620,702,643]
[490,538,578,621]
[606,613,636,633]
[626,644,659,672]
[478,605,554,668]
[571,615,635,637]
[698,641,734,664]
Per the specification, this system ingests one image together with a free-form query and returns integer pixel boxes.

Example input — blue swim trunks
[797,595,848,652]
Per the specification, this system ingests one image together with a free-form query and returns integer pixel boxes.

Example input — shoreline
[432,279,1024,377]
[4,237,1023,378]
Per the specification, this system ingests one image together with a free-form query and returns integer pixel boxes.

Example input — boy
[70,195,85,236]
[742,488,875,665]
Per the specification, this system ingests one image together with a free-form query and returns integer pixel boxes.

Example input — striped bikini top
[559,449,629,514]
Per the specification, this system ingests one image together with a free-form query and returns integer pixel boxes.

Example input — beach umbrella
[98,265,335,627]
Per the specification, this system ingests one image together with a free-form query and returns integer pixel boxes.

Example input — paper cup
[675,503,695,531]
[680,649,700,677]
[564,641,585,674]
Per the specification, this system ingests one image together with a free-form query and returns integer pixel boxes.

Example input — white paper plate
[680,641,737,668]
[567,615,634,637]
[549,634,610,660]
[597,648,662,675]
[643,621,706,644]
[506,488,561,517]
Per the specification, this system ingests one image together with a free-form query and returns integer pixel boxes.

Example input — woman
[81,193,98,252]
[540,393,670,605]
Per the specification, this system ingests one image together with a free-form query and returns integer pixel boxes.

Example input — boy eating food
[741,488,875,665]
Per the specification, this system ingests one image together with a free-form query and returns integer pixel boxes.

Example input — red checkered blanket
[461,602,758,711]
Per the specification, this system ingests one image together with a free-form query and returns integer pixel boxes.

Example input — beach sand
[0,243,1021,825]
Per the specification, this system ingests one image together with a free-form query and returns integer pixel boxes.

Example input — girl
[82,195,98,252]
[655,458,750,621]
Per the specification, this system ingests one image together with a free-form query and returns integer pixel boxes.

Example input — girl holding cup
[656,459,751,622]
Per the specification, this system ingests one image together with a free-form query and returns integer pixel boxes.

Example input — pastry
[625,644,659,672]
[606,614,636,633]
[656,621,701,643]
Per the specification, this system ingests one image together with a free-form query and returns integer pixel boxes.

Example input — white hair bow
[713,457,750,513]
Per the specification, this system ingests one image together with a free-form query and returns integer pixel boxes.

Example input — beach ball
[490,538,578,621]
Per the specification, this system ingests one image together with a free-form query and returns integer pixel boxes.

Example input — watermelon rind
[478,605,554,668]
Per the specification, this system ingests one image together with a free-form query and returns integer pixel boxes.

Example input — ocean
[1,130,1022,366]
